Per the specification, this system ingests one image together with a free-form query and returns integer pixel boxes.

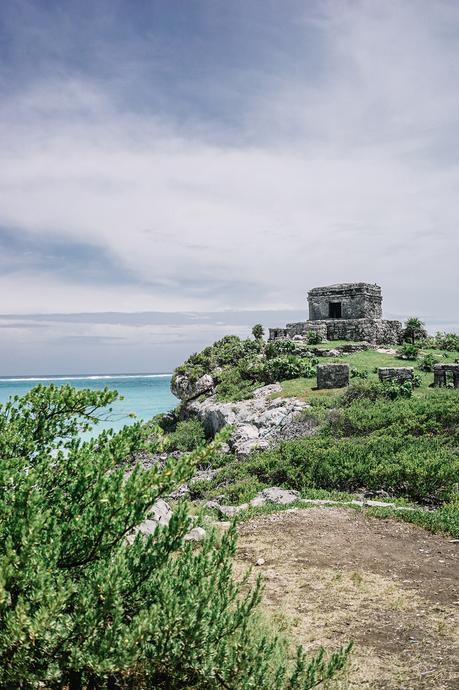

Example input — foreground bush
[0,385,349,689]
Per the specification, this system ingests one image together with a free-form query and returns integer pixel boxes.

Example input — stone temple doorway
[329,302,342,319]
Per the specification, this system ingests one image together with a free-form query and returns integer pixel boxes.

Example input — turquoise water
[0,374,177,436]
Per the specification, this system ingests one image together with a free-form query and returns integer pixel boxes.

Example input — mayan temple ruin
[269,282,402,344]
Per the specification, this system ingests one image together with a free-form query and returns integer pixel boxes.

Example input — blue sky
[1,0,458,374]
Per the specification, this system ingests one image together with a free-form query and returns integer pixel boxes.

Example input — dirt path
[235,508,459,689]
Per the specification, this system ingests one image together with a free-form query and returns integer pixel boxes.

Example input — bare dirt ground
[234,508,459,689]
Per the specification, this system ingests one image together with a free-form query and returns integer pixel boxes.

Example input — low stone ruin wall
[269,318,402,345]
[316,363,350,389]
[433,363,459,388]
[378,367,414,383]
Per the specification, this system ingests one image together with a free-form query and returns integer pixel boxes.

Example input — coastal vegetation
[2,324,458,687]
[0,385,350,689]
[173,327,459,403]
[171,325,459,540]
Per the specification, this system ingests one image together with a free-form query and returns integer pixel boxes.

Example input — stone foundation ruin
[433,363,459,388]
[316,363,350,389]
[378,367,414,383]
[269,282,402,345]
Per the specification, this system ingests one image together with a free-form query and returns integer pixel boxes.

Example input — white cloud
[0,0,458,328]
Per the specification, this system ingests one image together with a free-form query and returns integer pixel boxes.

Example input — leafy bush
[209,434,459,505]
[262,355,316,383]
[0,385,350,689]
[265,339,296,358]
[307,330,322,345]
[165,418,206,451]
[419,352,440,372]
[215,367,258,401]
[343,379,416,402]
[252,323,265,340]
[435,331,459,352]
[350,368,369,379]
[397,343,419,360]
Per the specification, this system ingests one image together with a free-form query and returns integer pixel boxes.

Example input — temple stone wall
[268,282,402,345]
[269,318,402,345]
[308,283,382,321]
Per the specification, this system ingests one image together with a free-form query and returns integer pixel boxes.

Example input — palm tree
[403,317,427,344]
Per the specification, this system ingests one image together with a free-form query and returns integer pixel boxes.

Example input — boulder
[250,487,300,507]
[129,498,172,541]
[186,384,310,456]
[252,383,282,398]
[171,373,215,402]
[185,526,207,542]
[233,438,270,458]
[207,487,300,518]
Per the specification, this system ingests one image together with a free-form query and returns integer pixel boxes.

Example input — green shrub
[342,379,416,403]
[262,355,316,383]
[252,323,265,340]
[265,339,296,358]
[435,331,459,352]
[0,385,350,690]
[166,418,206,451]
[350,368,369,379]
[215,367,257,401]
[209,433,459,506]
[397,343,419,360]
[307,330,322,345]
[419,352,440,372]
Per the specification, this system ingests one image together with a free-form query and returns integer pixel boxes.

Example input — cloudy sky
[1,0,458,374]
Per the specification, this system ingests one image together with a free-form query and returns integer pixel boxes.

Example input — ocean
[0,374,177,437]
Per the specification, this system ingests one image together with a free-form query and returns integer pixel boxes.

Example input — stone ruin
[269,282,402,345]
[378,367,414,383]
[316,363,350,389]
[433,363,459,388]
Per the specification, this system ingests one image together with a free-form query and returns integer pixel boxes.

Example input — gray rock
[168,484,190,499]
[150,498,172,525]
[192,467,218,482]
[186,389,310,457]
[207,502,249,518]
[185,526,207,542]
[129,498,172,541]
[233,438,269,458]
[171,373,215,402]
[252,383,282,398]
[257,408,288,427]
[250,487,300,507]
[378,367,414,383]
[233,423,260,440]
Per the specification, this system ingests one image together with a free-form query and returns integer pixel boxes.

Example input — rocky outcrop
[171,373,215,402]
[185,384,312,457]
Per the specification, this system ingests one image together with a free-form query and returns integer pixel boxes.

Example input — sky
[0,0,458,374]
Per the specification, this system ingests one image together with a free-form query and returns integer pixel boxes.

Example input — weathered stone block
[316,363,349,389]
[433,363,459,388]
[378,367,414,383]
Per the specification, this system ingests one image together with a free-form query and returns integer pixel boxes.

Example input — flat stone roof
[308,282,381,295]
